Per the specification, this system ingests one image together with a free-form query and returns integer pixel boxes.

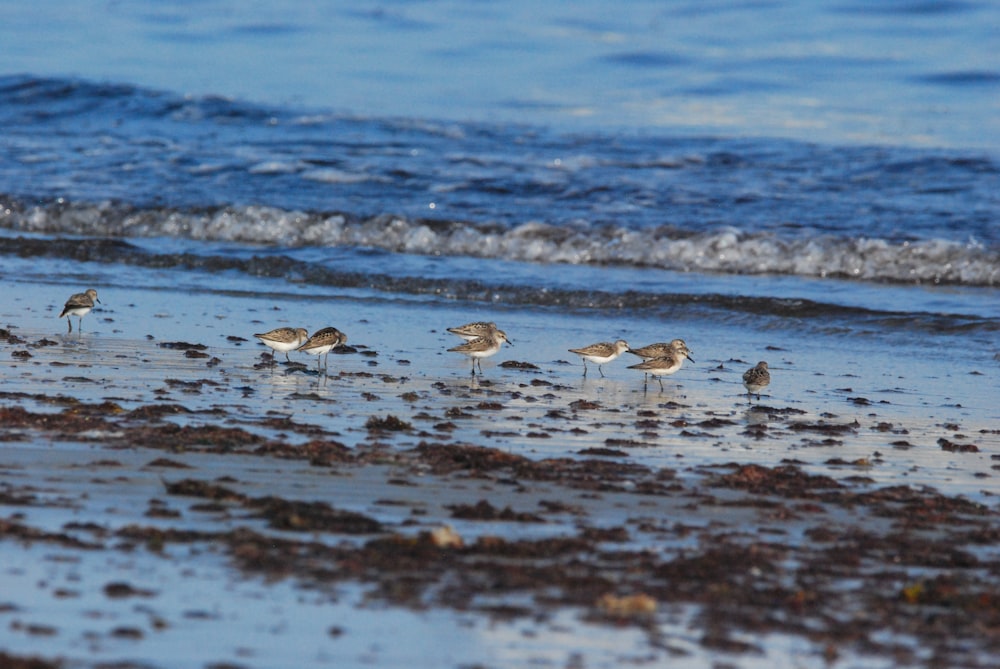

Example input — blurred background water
[3,1,998,148]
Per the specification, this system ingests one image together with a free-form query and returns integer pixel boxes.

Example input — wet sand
[1,281,999,668]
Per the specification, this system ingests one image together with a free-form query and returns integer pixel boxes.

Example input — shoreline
[2,279,999,667]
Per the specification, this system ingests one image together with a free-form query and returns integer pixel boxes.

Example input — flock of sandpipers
[58,288,771,401]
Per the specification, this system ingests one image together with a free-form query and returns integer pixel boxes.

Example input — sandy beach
[1,278,998,668]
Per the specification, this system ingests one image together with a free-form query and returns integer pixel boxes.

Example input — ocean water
[0,0,997,383]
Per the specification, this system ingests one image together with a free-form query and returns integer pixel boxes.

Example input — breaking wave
[2,197,997,286]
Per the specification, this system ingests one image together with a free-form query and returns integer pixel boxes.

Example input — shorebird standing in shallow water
[743,360,770,402]
[297,327,347,372]
[627,339,694,391]
[254,327,309,363]
[448,329,511,376]
[568,339,630,377]
[59,288,100,333]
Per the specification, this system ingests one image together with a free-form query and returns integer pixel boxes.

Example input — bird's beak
[686,353,695,363]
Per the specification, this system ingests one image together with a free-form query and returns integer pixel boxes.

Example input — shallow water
[2,278,998,667]
[4,276,998,500]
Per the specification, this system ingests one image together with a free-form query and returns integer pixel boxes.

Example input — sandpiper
[568,339,630,377]
[297,327,347,371]
[627,340,694,391]
[742,361,770,402]
[628,339,691,360]
[59,288,100,333]
[254,327,309,362]
[448,329,511,376]
[447,321,507,342]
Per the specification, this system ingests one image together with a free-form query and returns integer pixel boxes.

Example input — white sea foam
[301,168,380,184]
[248,161,302,175]
[3,203,998,286]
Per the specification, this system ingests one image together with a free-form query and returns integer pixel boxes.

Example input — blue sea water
[3,1,999,148]
[0,1,997,345]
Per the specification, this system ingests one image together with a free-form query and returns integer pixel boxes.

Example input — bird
[446,321,507,342]
[59,288,100,333]
[568,339,630,377]
[627,340,694,391]
[742,361,770,402]
[254,327,309,363]
[448,329,511,376]
[628,339,691,361]
[296,327,347,371]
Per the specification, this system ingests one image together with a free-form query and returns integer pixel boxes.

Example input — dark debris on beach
[0,389,998,668]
